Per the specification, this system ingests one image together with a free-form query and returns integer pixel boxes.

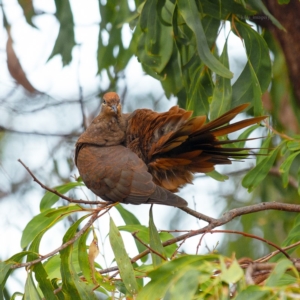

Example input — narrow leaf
[280,150,300,187]
[178,0,232,78]
[60,215,98,299]
[40,182,84,211]
[21,205,83,248]
[149,206,166,267]
[210,40,232,120]
[242,144,282,192]
[265,259,294,287]
[109,217,138,295]
[48,0,76,65]
[24,272,41,300]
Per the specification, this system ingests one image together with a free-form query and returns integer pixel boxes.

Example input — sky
[0,0,258,294]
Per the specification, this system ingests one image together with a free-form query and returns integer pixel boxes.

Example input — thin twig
[179,206,216,223]
[1,126,79,137]
[255,240,300,263]
[207,229,290,259]
[11,212,101,269]
[132,231,166,261]
[99,202,300,275]
[18,159,106,205]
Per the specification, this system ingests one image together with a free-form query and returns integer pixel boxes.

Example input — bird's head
[101,92,122,116]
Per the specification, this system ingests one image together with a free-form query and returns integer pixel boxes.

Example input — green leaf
[232,20,271,107]
[137,254,218,300]
[40,182,84,211]
[137,0,174,73]
[186,67,211,117]
[256,135,272,165]
[177,0,233,78]
[248,0,285,30]
[21,205,84,249]
[149,206,166,267]
[166,269,199,300]
[118,224,149,262]
[24,272,41,300]
[60,215,98,299]
[206,170,229,182]
[234,124,261,149]
[248,59,263,116]
[115,204,140,225]
[235,285,271,300]
[242,144,282,192]
[220,257,243,284]
[279,150,300,187]
[265,259,294,287]
[159,232,177,258]
[0,252,32,286]
[210,40,232,120]
[282,214,300,250]
[287,140,300,151]
[33,262,59,300]
[198,0,256,20]
[48,0,76,65]
[17,0,37,27]
[78,229,93,283]
[115,205,149,262]
[109,217,138,295]
[43,255,61,280]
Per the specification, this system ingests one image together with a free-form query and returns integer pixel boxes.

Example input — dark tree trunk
[255,1,300,106]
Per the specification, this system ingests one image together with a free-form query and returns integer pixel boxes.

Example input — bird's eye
[103,100,106,104]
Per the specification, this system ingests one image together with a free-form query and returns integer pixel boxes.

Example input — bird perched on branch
[75,92,188,207]
[75,92,266,207]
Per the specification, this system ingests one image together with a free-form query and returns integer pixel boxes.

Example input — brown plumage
[125,102,266,192]
[75,92,266,207]
[75,92,188,207]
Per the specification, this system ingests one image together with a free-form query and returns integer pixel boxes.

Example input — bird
[125,100,266,192]
[75,92,266,207]
[75,92,188,207]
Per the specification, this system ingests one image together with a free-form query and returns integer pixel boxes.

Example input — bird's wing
[76,144,187,207]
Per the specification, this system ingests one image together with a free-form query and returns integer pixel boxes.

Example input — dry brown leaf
[6,29,38,94]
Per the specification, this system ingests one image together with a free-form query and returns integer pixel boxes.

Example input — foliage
[1,0,300,299]
[1,187,300,298]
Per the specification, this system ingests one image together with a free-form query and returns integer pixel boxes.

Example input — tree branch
[18,159,107,205]
[11,212,102,269]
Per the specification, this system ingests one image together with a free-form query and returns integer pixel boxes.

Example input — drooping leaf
[265,259,294,287]
[0,251,33,286]
[219,257,243,284]
[232,20,271,107]
[115,205,149,262]
[24,272,41,300]
[242,143,282,192]
[40,182,84,212]
[248,0,285,30]
[48,0,76,65]
[235,285,271,300]
[60,214,98,299]
[21,205,84,249]
[33,262,59,300]
[178,0,232,79]
[210,40,232,120]
[198,0,256,20]
[280,150,300,187]
[109,217,138,295]
[6,29,38,93]
[149,206,166,267]
[17,0,37,27]
[137,254,218,300]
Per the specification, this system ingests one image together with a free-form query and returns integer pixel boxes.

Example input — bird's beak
[111,105,117,114]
